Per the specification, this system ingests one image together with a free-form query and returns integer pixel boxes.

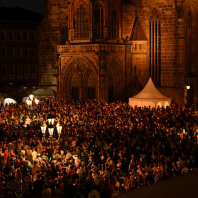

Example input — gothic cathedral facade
[39,0,198,106]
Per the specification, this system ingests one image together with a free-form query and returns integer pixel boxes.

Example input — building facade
[0,7,42,95]
[39,0,198,106]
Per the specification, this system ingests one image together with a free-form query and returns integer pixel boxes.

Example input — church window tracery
[150,10,161,84]
[93,2,104,39]
[109,7,119,39]
[74,5,89,39]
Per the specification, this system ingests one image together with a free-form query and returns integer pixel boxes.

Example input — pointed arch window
[109,7,119,39]
[150,18,161,85]
[93,2,104,39]
[74,5,89,39]
[187,11,192,73]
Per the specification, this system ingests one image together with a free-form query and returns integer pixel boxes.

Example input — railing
[57,44,129,54]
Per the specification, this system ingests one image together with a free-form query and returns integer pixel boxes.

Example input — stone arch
[60,56,99,101]
[157,102,162,108]
[74,1,89,13]
[62,56,98,76]
[164,101,169,108]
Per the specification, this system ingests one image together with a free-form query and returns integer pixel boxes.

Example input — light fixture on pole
[186,85,190,90]
[26,94,39,109]
[47,114,55,125]
[29,94,34,101]
[56,123,62,139]
[48,124,54,137]
[26,98,32,108]
[41,114,62,161]
[41,123,47,140]
[34,98,39,105]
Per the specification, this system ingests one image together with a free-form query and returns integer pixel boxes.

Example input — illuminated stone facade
[39,0,198,106]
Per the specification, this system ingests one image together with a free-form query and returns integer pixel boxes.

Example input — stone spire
[129,11,147,41]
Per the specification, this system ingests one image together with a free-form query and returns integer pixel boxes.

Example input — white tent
[3,98,17,106]
[22,97,28,103]
[129,78,172,108]
[33,88,56,100]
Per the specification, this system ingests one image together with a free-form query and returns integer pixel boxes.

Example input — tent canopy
[129,78,172,108]
[22,97,28,103]
[33,88,56,99]
[4,98,17,106]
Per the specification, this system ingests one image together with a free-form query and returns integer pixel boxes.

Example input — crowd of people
[0,100,198,198]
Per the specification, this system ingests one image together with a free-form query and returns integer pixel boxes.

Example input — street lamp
[47,114,55,125]
[41,116,62,162]
[34,98,39,105]
[48,124,54,137]
[41,123,47,140]
[26,94,39,109]
[56,123,62,140]
[41,122,62,140]
[41,114,63,141]
[26,98,32,108]
[29,94,34,101]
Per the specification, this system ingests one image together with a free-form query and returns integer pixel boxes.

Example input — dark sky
[1,0,45,14]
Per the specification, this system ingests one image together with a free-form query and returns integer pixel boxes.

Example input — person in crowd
[0,100,197,197]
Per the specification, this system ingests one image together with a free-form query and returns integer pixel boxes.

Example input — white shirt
[32,151,38,161]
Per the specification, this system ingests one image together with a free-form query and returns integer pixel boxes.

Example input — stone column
[175,1,186,104]
[99,54,108,101]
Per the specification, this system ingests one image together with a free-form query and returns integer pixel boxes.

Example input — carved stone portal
[58,53,124,102]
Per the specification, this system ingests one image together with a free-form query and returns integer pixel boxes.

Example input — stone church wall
[38,0,198,106]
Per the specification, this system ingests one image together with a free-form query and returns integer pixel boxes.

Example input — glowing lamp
[34,98,39,105]
[56,123,62,136]
[41,125,46,135]
[48,125,54,137]
[47,114,55,125]
[29,94,34,101]
[26,98,32,106]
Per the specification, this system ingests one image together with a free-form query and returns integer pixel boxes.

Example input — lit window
[93,2,104,39]
[74,5,89,39]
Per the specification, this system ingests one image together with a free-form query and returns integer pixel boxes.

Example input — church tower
[38,0,198,107]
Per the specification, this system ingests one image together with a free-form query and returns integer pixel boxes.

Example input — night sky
[1,0,44,14]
